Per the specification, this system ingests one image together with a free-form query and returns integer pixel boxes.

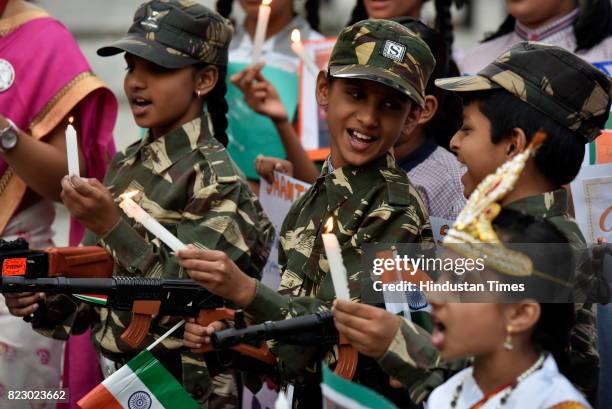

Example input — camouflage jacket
[245,153,433,408]
[33,115,274,405]
[379,188,599,405]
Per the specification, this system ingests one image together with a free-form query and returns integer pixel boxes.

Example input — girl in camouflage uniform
[5,1,273,407]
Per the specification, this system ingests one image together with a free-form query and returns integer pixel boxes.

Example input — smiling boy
[178,19,434,408]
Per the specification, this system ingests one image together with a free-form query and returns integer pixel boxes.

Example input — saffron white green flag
[78,350,198,409]
[321,366,398,409]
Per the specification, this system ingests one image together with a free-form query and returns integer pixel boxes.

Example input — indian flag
[73,294,108,306]
[321,366,397,409]
[78,350,199,409]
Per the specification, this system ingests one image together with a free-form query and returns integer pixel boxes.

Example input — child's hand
[60,175,120,237]
[4,292,44,317]
[231,63,289,124]
[177,245,257,307]
[332,300,400,359]
[183,319,228,349]
[255,156,293,184]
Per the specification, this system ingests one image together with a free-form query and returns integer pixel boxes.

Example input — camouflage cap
[97,0,233,68]
[328,19,435,107]
[436,42,612,143]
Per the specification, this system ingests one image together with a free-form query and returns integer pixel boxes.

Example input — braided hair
[484,0,612,52]
[305,0,320,32]
[205,65,229,147]
[216,0,233,19]
[347,0,368,26]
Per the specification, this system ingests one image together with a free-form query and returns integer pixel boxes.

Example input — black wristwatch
[0,118,18,153]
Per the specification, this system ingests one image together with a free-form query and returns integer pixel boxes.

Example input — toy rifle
[212,311,358,379]
[0,274,275,365]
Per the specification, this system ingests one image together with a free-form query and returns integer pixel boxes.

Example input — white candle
[251,0,272,65]
[66,118,80,177]
[274,390,290,409]
[290,29,319,76]
[322,217,350,300]
[119,191,186,252]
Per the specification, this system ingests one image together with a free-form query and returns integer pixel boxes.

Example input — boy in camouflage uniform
[5,1,273,407]
[334,42,611,406]
[179,19,433,408]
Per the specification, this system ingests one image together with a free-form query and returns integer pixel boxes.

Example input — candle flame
[262,0,271,5]
[324,217,334,233]
[68,116,74,125]
[120,190,139,200]
[291,29,301,44]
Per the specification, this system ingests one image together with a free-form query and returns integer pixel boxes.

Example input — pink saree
[0,10,117,409]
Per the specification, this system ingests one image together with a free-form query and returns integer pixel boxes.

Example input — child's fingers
[70,176,99,198]
[206,321,228,334]
[333,307,370,330]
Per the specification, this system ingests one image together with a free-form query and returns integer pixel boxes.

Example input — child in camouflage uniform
[333,42,612,407]
[4,1,273,407]
[178,19,433,408]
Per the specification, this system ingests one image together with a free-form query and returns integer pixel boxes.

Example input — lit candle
[66,117,80,177]
[290,29,319,76]
[119,191,186,252]
[322,217,350,300]
[251,0,272,65]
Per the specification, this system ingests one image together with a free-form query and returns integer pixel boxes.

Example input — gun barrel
[0,276,200,293]
[212,311,337,348]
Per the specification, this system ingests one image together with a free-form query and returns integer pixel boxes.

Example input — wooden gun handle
[335,334,358,379]
[46,246,114,278]
[120,300,161,348]
[190,308,276,366]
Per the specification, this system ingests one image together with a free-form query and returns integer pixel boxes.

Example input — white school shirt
[459,8,612,74]
[426,354,591,409]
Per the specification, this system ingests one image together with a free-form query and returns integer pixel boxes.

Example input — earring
[503,325,513,350]
[196,90,201,98]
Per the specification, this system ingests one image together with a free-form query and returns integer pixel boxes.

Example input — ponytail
[533,303,573,379]
[304,0,320,32]
[575,0,612,52]
[482,15,516,43]
[347,0,368,26]
[216,0,233,19]
[207,66,229,147]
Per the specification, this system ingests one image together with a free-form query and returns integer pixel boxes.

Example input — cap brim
[329,65,424,107]
[97,34,198,69]
[435,75,501,92]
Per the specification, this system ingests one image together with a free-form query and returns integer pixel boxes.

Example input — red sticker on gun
[2,258,27,276]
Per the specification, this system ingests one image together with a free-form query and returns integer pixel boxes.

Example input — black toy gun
[0,275,276,365]
[212,311,358,379]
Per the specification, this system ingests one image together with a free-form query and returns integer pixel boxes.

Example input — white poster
[259,171,312,289]
[571,164,612,243]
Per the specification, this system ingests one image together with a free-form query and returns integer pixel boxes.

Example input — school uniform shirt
[459,8,612,74]
[397,139,466,220]
[378,189,598,405]
[32,115,274,406]
[426,354,591,409]
[245,153,433,408]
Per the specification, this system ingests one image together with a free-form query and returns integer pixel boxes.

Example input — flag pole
[147,319,185,351]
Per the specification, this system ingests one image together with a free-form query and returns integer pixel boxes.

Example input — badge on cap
[140,7,168,31]
[0,59,15,93]
[381,40,406,62]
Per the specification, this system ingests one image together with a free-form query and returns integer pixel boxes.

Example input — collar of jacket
[119,114,215,175]
[317,152,399,212]
[505,188,568,218]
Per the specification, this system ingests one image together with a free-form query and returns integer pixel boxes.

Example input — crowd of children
[1,0,611,408]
